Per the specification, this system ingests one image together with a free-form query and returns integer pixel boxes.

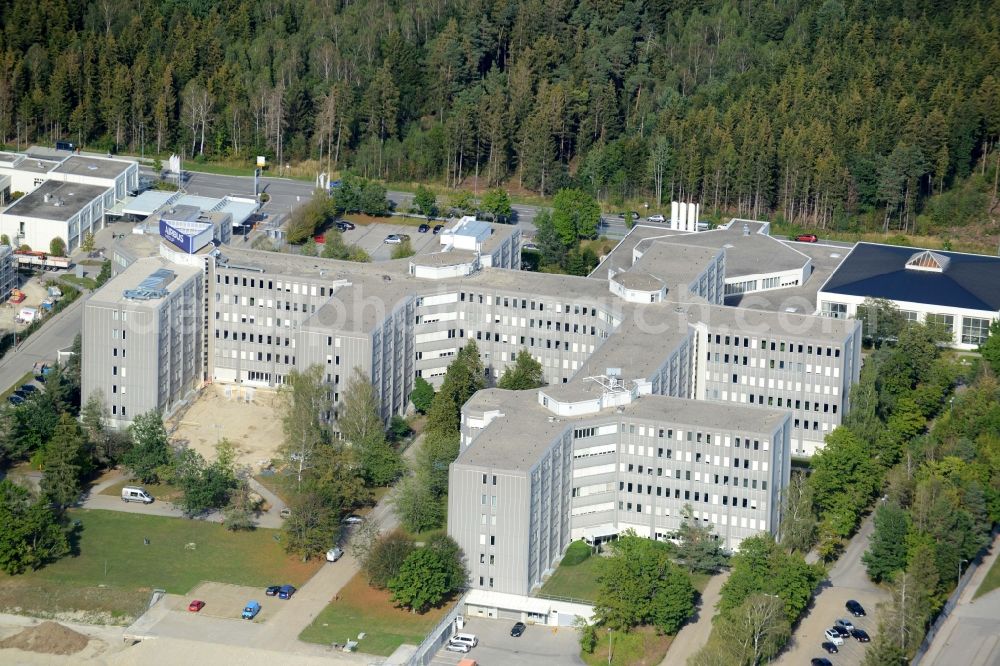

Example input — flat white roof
[123,191,179,217]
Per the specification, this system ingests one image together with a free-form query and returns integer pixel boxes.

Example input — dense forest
[1,0,998,231]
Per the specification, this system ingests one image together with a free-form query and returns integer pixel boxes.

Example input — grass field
[539,541,602,602]
[61,275,98,290]
[0,510,320,608]
[582,626,673,666]
[974,551,1000,599]
[299,571,452,655]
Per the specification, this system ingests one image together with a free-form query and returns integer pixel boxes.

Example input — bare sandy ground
[168,384,286,470]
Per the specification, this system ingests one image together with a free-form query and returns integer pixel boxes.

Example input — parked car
[18,384,37,395]
[835,618,855,632]
[433,224,444,234]
[7,394,24,406]
[342,515,364,525]
[811,659,833,666]
[831,625,850,637]
[795,233,819,242]
[449,633,478,648]
[510,622,526,637]
[621,211,639,220]
[188,600,205,612]
[336,221,356,231]
[418,223,430,233]
[384,234,403,244]
[522,242,539,251]
[265,585,281,597]
[846,600,867,617]
[823,628,845,645]
[326,547,344,562]
[851,628,871,642]
[445,642,470,653]
[278,584,296,599]
[241,600,261,620]
[647,214,665,223]
[821,641,839,654]
[279,508,291,518]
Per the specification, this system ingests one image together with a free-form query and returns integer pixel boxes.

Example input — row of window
[452,292,602,318]
[214,330,295,346]
[712,334,842,357]
[616,475,768,495]
[217,274,332,298]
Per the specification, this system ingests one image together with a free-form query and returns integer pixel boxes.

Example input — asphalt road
[0,291,85,393]
[142,168,635,241]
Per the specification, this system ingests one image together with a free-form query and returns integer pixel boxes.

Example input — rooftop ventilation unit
[122,268,175,300]
[742,223,750,236]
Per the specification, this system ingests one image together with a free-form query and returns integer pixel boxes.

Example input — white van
[449,633,478,649]
[121,486,154,504]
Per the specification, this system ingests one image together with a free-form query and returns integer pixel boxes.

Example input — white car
[445,642,470,653]
[342,515,364,525]
[326,547,344,562]
[384,234,403,244]
[647,214,665,223]
[824,628,845,645]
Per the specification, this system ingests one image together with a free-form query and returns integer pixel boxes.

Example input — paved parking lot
[339,221,445,261]
[774,515,889,666]
[174,582,283,622]
[429,618,583,666]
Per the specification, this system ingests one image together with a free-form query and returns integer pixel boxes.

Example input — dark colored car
[7,395,24,406]
[336,221,356,231]
[510,621,526,637]
[811,659,833,666]
[18,384,37,395]
[831,625,850,638]
[278,584,296,600]
[265,585,281,597]
[795,233,819,242]
[821,641,839,654]
[433,224,444,234]
[851,629,871,642]
[418,223,430,233]
[846,600,867,617]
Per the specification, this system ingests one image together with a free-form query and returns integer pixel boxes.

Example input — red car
[794,234,818,242]
[188,600,205,612]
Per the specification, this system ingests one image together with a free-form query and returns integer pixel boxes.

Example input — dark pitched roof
[821,242,1000,312]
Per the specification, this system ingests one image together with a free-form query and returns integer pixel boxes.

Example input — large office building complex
[84,213,862,596]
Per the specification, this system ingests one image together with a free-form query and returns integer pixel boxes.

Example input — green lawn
[582,626,673,666]
[2,509,320,596]
[61,275,98,290]
[299,571,451,655]
[539,540,602,602]
[974,552,1000,599]
[184,162,255,177]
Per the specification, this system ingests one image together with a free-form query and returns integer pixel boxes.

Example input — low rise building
[0,180,110,253]
[817,242,1000,350]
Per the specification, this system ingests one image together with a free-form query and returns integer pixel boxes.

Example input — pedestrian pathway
[659,570,730,665]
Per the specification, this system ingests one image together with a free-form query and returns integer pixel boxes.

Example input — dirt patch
[167,384,286,469]
[0,621,90,655]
